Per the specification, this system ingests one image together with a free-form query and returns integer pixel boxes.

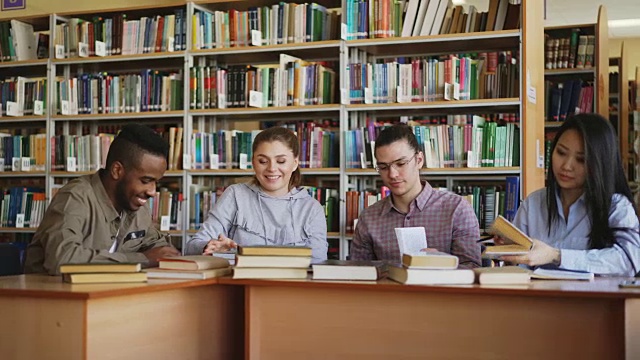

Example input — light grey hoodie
[186,182,328,262]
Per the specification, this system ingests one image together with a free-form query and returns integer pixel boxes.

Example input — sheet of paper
[395,227,428,255]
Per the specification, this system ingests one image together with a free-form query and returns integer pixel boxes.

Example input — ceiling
[457,0,640,38]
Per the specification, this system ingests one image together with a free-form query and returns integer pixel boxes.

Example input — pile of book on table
[312,260,388,281]
[388,251,475,285]
[144,255,232,279]
[233,246,312,279]
[60,263,146,284]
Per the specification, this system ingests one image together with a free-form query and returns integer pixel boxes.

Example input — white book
[430,0,451,35]
[401,0,422,37]
[10,20,37,61]
[389,266,475,285]
[395,227,428,256]
[411,0,430,36]
[418,0,441,36]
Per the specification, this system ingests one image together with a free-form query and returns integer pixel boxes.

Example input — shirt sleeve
[350,213,375,261]
[560,195,640,276]
[450,199,482,268]
[305,202,328,263]
[185,186,238,255]
[37,191,149,276]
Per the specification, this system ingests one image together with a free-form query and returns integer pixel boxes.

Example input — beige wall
[0,0,184,19]
[609,38,640,81]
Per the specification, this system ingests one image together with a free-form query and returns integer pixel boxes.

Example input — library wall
[0,0,182,19]
[610,38,640,80]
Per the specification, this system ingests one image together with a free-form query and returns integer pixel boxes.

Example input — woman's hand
[500,239,561,267]
[202,234,238,255]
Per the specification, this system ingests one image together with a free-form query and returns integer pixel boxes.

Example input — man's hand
[143,246,181,267]
[203,234,238,255]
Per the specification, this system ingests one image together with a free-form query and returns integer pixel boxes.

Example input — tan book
[59,263,141,274]
[237,245,312,257]
[402,252,458,269]
[144,267,232,280]
[483,215,533,258]
[473,266,531,285]
[232,267,308,279]
[159,255,230,271]
[388,265,474,285]
[235,255,311,268]
[312,260,387,281]
[62,272,147,284]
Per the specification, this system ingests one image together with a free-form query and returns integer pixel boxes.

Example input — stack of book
[388,252,475,285]
[144,255,232,279]
[60,263,146,284]
[233,246,312,279]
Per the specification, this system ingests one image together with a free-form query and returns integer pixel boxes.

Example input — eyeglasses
[375,153,418,172]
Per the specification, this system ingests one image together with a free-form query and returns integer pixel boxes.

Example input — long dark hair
[252,126,301,188]
[546,113,635,249]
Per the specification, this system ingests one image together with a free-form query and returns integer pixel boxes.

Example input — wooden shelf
[189,104,341,120]
[345,30,520,56]
[346,98,520,115]
[544,68,596,76]
[0,59,48,69]
[0,171,46,177]
[346,167,521,176]
[52,51,185,65]
[0,227,37,233]
[545,121,564,128]
[52,111,184,121]
[190,40,341,64]
[188,168,340,176]
[51,170,185,178]
[0,115,47,123]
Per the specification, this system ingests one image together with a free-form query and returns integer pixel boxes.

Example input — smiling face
[252,140,299,197]
[552,128,586,197]
[375,139,424,202]
[114,152,167,212]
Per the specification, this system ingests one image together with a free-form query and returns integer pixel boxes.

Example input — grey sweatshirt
[186,182,328,262]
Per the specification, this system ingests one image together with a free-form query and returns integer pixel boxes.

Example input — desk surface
[0,274,219,300]
[219,276,640,299]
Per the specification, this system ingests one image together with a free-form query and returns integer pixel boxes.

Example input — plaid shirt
[351,182,482,268]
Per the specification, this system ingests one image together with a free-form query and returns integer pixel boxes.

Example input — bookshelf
[542,5,608,175]
[610,41,630,178]
[0,0,545,260]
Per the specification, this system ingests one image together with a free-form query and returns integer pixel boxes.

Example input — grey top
[186,182,328,263]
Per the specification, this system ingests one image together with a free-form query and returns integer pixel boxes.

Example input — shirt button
[406,216,411,220]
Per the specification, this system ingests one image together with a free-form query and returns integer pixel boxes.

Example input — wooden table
[0,274,243,360]
[219,277,640,360]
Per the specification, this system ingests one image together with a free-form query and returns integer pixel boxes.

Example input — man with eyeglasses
[350,124,482,268]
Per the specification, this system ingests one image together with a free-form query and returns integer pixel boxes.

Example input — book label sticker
[218,94,226,109]
[239,153,248,170]
[6,101,20,116]
[444,83,452,101]
[182,154,191,170]
[364,88,373,104]
[55,44,65,59]
[168,37,175,52]
[160,215,170,231]
[396,86,405,103]
[249,90,264,107]
[60,100,70,115]
[209,153,219,169]
[66,157,77,172]
[251,30,262,46]
[34,100,44,115]
[21,157,30,172]
[11,157,20,171]
[453,83,460,100]
[78,42,89,58]
[95,41,107,57]
[340,88,347,105]
[16,214,25,228]
[0,158,5,172]
[536,139,544,168]
[341,23,347,40]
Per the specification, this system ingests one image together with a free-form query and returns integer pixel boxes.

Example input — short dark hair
[374,124,421,154]
[105,124,169,169]
[547,113,635,249]
[252,126,301,188]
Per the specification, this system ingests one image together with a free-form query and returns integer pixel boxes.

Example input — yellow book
[237,246,312,257]
[159,255,230,271]
[144,267,232,280]
[402,252,459,269]
[62,272,147,284]
[483,215,533,259]
[59,263,141,274]
[473,266,531,285]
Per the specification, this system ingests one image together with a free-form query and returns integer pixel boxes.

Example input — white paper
[95,41,107,57]
[395,227,428,255]
[66,157,77,172]
[160,215,171,231]
[182,154,191,170]
[11,157,20,171]
[16,214,25,228]
[78,42,89,58]
[251,30,262,46]
[6,101,20,116]
[34,100,44,115]
[249,90,264,107]
[209,153,219,169]
[21,157,30,171]
[239,153,248,169]
[55,44,65,59]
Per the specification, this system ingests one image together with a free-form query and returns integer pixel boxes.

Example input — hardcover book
[59,263,141,274]
[62,272,147,284]
[312,260,387,280]
[237,245,312,257]
[144,267,232,280]
[483,215,533,258]
[159,255,230,270]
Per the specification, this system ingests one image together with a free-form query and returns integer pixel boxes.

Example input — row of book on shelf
[348,51,518,104]
[545,79,594,122]
[545,29,596,70]
[192,2,340,49]
[346,0,521,40]
[346,117,520,170]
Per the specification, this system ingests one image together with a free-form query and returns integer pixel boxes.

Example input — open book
[483,215,533,259]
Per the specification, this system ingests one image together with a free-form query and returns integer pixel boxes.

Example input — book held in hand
[59,263,142,274]
[159,255,230,270]
[62,272,147,284]
[312,260,387,281]
[483,215,533,258]
[402,252,458,269]
[237,245,312,257]
[395,227,428,255]
[144,267,232,280]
